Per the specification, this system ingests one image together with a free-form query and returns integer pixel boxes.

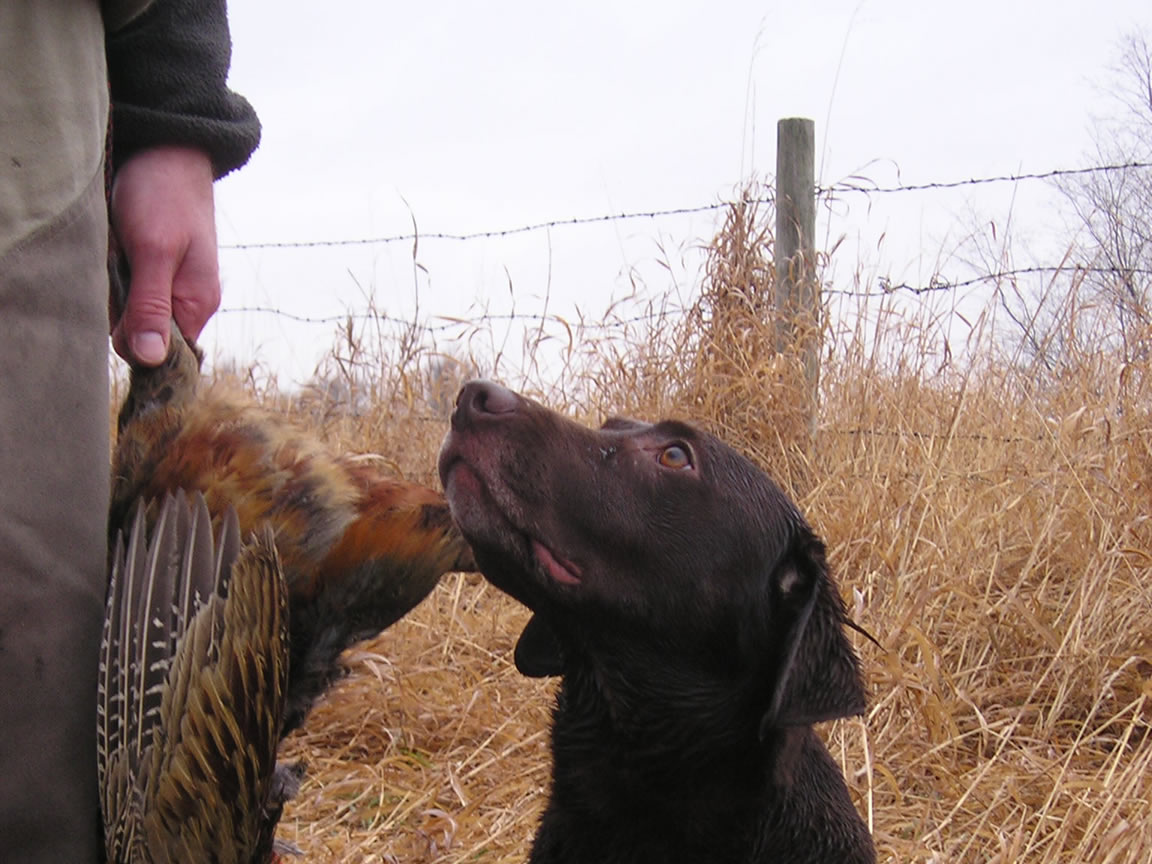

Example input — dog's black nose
[455,379,520,423]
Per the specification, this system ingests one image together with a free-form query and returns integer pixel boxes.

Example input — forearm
[105,0,260,179]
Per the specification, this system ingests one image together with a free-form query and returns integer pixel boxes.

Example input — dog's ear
[514,613,566,677]
[761,530,866,735]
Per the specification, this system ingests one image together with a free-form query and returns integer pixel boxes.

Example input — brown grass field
[156,195,1152,862]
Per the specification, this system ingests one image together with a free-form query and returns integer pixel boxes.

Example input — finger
[116,246,181,366]
[170,251,221,344]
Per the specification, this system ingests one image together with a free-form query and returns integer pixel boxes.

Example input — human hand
[110,146,220,366]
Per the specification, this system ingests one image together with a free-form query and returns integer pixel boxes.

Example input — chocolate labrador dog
[439,380,874,864]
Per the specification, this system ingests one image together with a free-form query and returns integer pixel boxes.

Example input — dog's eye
[658,444,692,470]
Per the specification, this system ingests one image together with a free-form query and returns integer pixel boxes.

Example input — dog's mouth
[441,449,582,589]
[531,538,582,585]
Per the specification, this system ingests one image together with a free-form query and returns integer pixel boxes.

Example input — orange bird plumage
[110,325,474,732]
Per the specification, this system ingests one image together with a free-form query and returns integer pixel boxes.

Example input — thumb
[113,249,179,366]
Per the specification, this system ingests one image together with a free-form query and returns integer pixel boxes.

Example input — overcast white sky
[207,0,1152,384]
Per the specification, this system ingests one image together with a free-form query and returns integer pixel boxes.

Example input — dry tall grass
[178,189,1151,863]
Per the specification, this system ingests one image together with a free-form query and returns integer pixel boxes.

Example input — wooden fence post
[774,117,819,408]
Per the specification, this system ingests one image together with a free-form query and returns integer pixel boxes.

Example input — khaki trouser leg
[0,167,108,862]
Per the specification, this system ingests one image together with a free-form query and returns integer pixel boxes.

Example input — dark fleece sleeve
[105,0,261,179]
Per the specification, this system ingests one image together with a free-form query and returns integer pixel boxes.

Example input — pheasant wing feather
[100,492,290,863]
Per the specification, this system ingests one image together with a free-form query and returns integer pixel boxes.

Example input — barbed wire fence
[217,158,1152,329]
[208,143,1152,435]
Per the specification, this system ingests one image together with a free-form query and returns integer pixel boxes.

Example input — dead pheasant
[99,491,296,863]
[110,322,475,733]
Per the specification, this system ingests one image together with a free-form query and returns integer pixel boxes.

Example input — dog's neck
[535,645,793,863]
[556,633,774,782]
[539,651,870,864]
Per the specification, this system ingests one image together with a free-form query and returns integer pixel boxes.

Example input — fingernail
[133,331,167,365]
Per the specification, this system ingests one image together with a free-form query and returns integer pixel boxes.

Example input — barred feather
[98,491,291,863]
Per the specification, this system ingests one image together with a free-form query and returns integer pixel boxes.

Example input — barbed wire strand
[220,161,1152,251]
[216,306,688,331]
[825,265,1152,297]
[824,160,1152,195]
[218,264,1152,323]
